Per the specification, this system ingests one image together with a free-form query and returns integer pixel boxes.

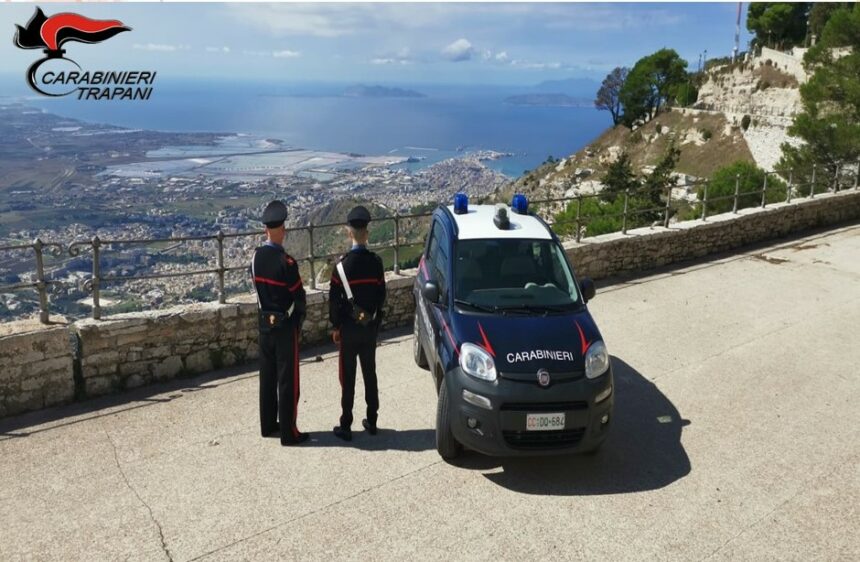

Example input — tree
[747,3,811,50]
[808,2,853,40]
[595,67,629,126]
[703,161,788,214]
[620,49,688,125]
[642,142,681,208]
[648,49,689,113]
[600,152,639,202]
[619,65,655,126]
[778,4,860,190]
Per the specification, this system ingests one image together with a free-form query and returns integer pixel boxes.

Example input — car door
[426,219,454,370]
[419,217,449,367]
[416,218,442,370]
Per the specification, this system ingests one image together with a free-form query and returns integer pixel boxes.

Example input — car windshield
[453,238,581,310]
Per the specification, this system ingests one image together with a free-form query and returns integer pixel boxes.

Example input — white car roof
[447,204,553,240]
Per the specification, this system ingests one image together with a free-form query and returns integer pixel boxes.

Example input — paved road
[2,226,859,561]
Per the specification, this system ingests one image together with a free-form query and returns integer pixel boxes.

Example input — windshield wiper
[453,299,499,313]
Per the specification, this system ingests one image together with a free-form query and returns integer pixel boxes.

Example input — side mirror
[422,281,440,304]
[579,277,596,302]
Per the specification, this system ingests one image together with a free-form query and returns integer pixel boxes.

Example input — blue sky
[1,2,751,87]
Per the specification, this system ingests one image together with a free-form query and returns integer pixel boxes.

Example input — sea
[20,78,611,178]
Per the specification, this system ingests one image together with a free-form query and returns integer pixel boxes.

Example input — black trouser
[338,323,379,429]
[259,326,301,441]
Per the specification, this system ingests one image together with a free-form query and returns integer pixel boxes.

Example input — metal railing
[0,240,64,323]
[2,161,858,323]
[61,211,434,320]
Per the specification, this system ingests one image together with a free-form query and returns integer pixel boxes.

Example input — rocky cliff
[504,48,808,203]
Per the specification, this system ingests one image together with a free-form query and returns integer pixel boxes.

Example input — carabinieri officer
[330,206,387,441]
[251,200,309,446]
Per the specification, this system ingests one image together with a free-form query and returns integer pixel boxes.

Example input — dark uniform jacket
[251,243,306,327]
[329,247,386,329]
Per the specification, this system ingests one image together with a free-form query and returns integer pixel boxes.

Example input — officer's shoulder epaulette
[282,253,297,266]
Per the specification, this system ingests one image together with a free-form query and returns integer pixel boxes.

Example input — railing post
[733,173,740,213]
[855,162,859,190]
[701,184,709,221]
[308,225,316,290]
[810,164,816,198]
[393,213,401,275]
[575,196,582,243]
[92,236,101,320]
[621,190,629,234]
[216,230,225,304]
[664,186,672,227]
[786,169,793,203]
[33,238,49,324]
[833,163,840,193]
[761,172,768,208]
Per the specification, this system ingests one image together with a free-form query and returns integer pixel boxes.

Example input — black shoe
[362,419,378,435]
[262,422,280,438]
[281,432,309,446]
[333,426,353,441]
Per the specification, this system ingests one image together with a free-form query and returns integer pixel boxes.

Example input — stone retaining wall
[0,317,75,417]
[72,275,416,397]
[565,191,860,280]
[1,189,859,417]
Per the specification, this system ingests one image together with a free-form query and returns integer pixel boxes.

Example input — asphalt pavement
[1,225,858,561]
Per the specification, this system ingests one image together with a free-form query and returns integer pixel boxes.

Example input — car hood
[450,308,603,381]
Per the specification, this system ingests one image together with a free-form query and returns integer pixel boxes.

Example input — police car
[412,194,613,459]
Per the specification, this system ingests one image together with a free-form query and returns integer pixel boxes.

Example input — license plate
[526,412,565,431]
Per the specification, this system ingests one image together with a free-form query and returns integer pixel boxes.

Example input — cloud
[509,60,564,70]
[495,51,509,62]
[228,3,483,38]
[133,43,189,52]
[370,47,413,65]
[442,38,473,62]
[242,49,301,59]
[272,50,301,59]
[205,46,231,54]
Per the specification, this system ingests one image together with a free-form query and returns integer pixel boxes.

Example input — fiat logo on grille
[537,369,551,387]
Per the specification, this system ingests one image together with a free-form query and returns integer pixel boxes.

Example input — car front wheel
[435,380,461,460]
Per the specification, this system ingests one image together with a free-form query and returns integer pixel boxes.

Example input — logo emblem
[12,7,154,101]
[268,314,276,326]
[537,369,551,387]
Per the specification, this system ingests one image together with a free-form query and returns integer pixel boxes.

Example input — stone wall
[565,191,860,280]
[72,274,416,397]
[0,317,75,417]
[759,47,808,83]
[1,189,859,417]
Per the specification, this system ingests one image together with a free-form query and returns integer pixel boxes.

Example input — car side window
[428,221,449,298]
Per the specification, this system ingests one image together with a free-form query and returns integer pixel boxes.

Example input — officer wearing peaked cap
[330,205,387,441]
[251,200,309,445]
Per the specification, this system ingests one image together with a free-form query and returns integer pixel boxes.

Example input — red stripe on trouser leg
[293,328,299,438]
[338,340,343,387]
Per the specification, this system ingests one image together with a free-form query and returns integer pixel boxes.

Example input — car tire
[436,380,461,460]
[412,313,429,370]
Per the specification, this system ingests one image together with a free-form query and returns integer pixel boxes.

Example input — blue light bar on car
[511,194,528,214]
[453,192,469,214]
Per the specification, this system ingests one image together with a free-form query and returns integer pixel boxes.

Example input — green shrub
[702,161,788,214]
[741,115,752,131]
[699,127,713,141]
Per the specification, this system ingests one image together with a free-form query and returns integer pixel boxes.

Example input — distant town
[0,103,511,320]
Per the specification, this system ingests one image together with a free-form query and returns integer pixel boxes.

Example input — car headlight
[459,342,497,382]
[585,340,610,379]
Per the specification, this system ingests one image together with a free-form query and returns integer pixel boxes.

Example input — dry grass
[509,108,756,200]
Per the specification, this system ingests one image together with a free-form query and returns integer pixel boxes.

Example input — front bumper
[446,366,614,456]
